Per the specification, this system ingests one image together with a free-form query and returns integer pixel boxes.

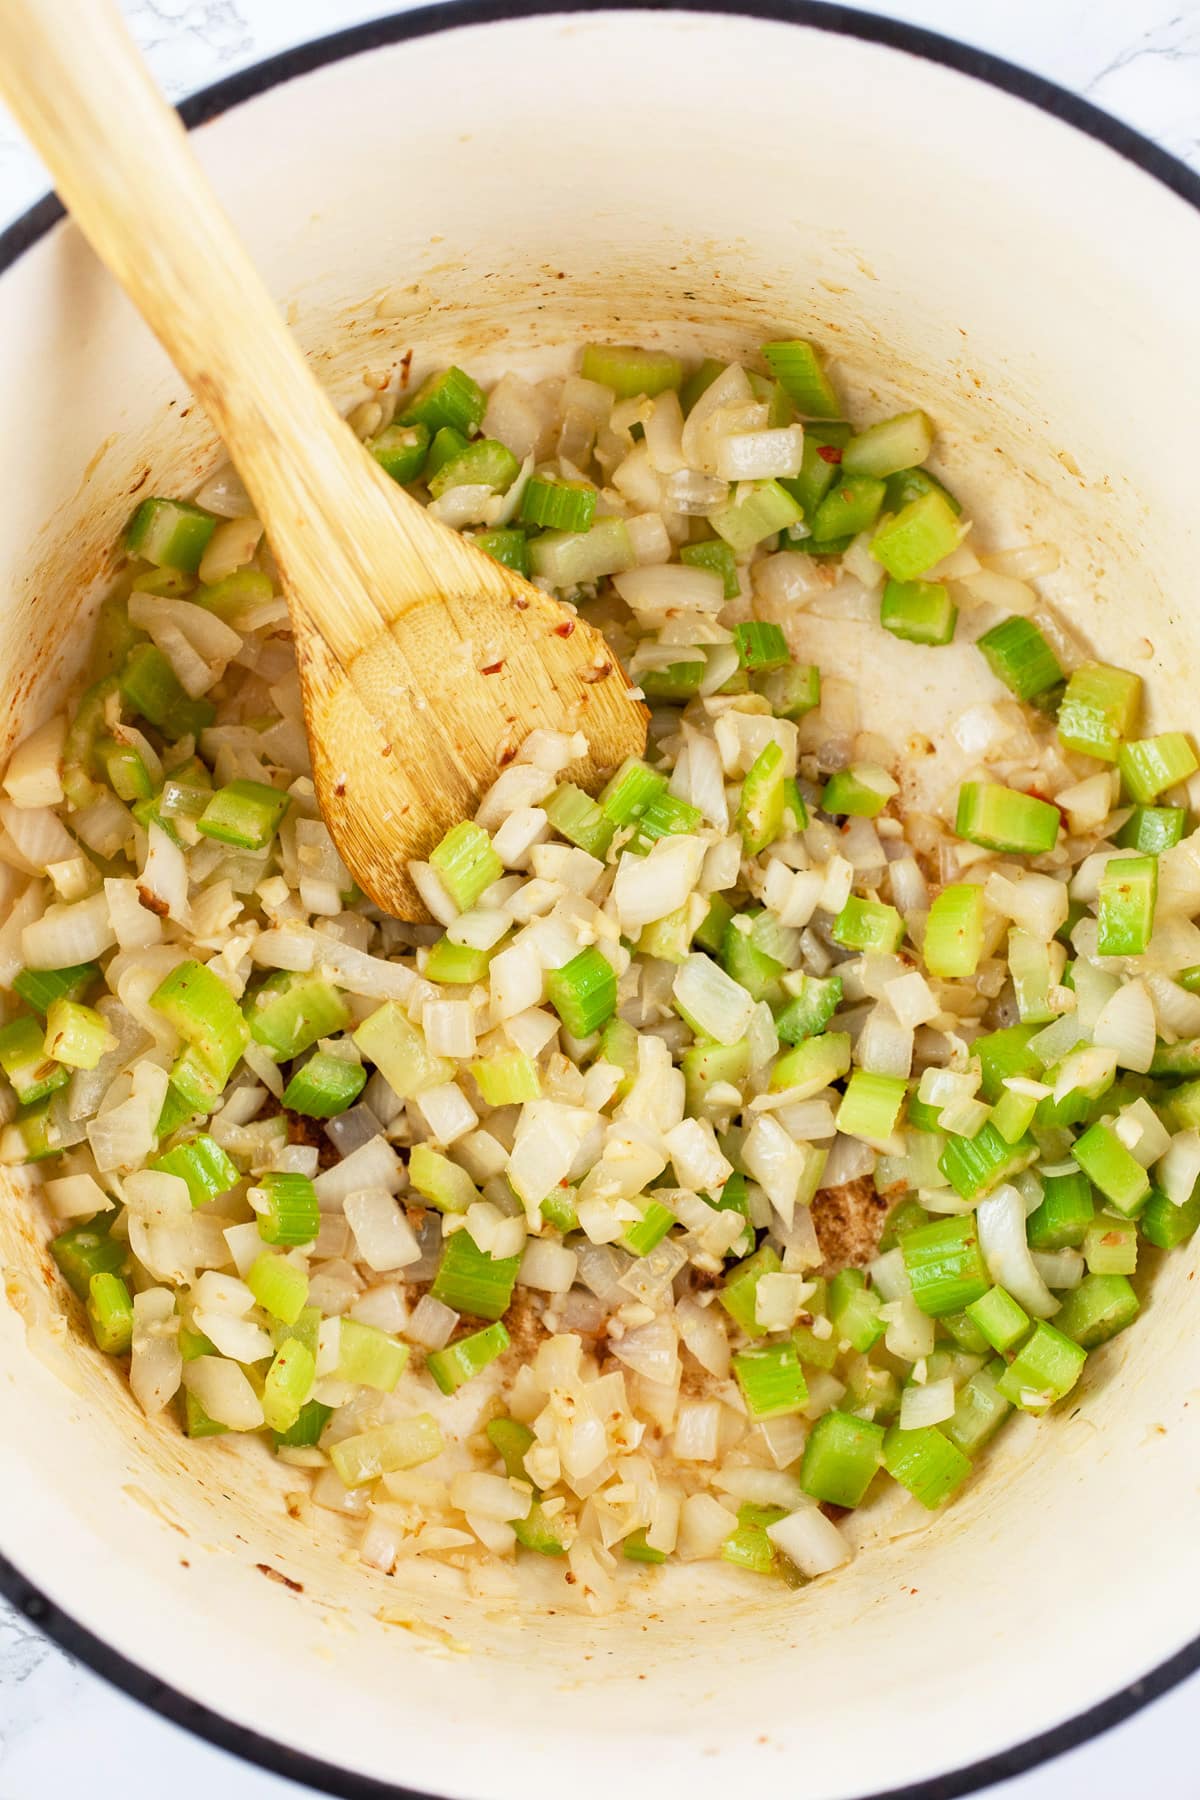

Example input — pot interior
[0,14,1197,1799]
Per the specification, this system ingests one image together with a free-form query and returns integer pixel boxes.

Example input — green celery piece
[543,784,614,859]
[810,474,885,542]
[244,972,350,1061]
[841,411,934,479]
[424,426,469,478]
[282,1051,367,1118]
[51,1220,125,1300]
[431,1230,520,1322]
[520,475,596,533]
[800,1410,885,1508]
[829,1268,885,1352]
[870,490,960,581]
[474,528,530,578]
[1141,1186,1200,1249]
[580,343,684,398]
[1056,662,1142,763]
[126,496,217,573]
[761,339,840,417]
[880,577,956,646]
[938,1124,1038,1202]
[708,480,804,555]
[901,1215,990,1316]
[680,540,739,599]
[882,1425,971,1509]
[774,974,842,1044]
[718,1244,782,1339]
[368,421,430,484]
[1096,854,1157,957]
[955,782,1060,855]
[884,465,961,516]
[622,1200,676,1258]
[426,1321,511,1395]
[976,617,1063,701]
[13,962,99,1018]
[0,1015,70,1104]
[400,366,486,435]
[150,959,249,1082]
[152,1133,240,1206]
[120,643,214,740]
[739,741,786,854]
[1054,1272,1139,1347]
[428,438,520,499]
[1117,733,1199,804]
[1114,806,1186,855]
[273,1399,332,1450]
[946,1358,1012,1455]
[546,947,617,1038]
[831,896,904,953]
[995,1321,1086,1413]
[196,778,290,850]
[429,821,503,911]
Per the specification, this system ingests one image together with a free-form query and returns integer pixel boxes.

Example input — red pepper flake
[481,660,505,675]
[511,595,530,611]
[817,444,842,464]
[581,661,612,684]
[554,620,576,637]
[399,349,413,387]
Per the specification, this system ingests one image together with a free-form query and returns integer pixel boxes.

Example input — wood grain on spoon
[0,0,648,920]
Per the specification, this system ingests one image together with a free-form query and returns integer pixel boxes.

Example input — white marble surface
[0,0,1197,1794]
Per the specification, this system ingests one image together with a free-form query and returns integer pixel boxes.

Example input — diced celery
[196,778,290,850]
[955,782,1060,855]
[882,1425,971,1509]
[800,1410,885,1507]
[580,344,684,399]
[976,617,1063,701]
[761,340,840,417]
[1096,854,1157,957]
[426,1321,511,1395]
[902,1215,990,1317]
[546,948,617,1037]
[126,496,217,573]
[831,897,905,954]
[368,421,429,484]
[870,491,961,581]
[282,1051,367,1118]
[880,577,956,646]
[842,411,934,479]
[1056,662,1142,763]
[353,1002,451,1098]
[431,1230,520,1321]
[246,973,350,1062]
[400,365,486,435]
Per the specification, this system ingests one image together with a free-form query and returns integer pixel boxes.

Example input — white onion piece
[976,1184,1058,1318]
[1092,978,1156,1072]
[899,1377,955,1430]
[767,1505,849,1577]
[344,1188,421,1271]
[1158,1130,1200,1205]
[3,715,66,808]
[676,1295,730,1379]
[21,892,115,969]
[183,1357,265,1430]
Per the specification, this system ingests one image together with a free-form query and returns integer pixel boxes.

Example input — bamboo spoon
[0,0,648,920]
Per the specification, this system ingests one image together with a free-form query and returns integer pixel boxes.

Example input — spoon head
[294,582,647,920]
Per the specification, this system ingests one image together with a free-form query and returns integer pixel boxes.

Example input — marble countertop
[0,0,1197,1794]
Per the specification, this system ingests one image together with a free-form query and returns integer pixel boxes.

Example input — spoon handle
[0,0,505,660]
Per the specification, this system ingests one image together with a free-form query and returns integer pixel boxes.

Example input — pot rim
[2,5,1198,1797]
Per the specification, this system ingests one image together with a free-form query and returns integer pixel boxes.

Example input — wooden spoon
[0,0,648,920]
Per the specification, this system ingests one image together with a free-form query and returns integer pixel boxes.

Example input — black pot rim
[2,5,1199,1797]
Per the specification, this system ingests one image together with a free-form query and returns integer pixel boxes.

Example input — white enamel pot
[0,7,1198,1797]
